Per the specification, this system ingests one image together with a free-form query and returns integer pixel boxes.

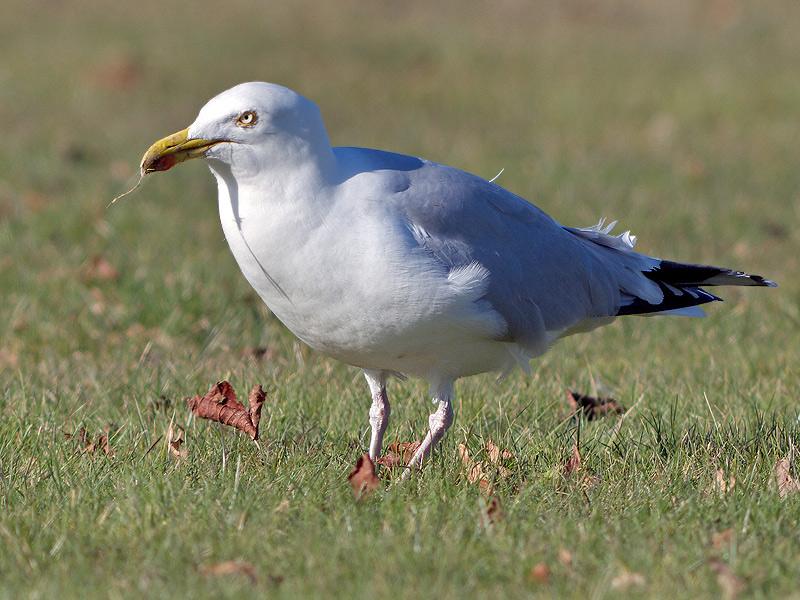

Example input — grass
[1,0,799,597]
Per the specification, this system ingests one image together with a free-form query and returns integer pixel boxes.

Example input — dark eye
[236,111,258,127]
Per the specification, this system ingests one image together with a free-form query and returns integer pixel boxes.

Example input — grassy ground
[1,0,799,597]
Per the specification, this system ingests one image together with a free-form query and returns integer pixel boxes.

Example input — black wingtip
[649,260,777,288]
[617,284,721,316]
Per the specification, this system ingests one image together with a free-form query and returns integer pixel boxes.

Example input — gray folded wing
[388,159,662,351]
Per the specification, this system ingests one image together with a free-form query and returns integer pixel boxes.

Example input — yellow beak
[139,128,222,175]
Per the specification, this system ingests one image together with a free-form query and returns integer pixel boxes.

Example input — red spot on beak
[150,154,177,172]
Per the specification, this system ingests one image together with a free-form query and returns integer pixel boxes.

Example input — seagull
[138,82,775,472]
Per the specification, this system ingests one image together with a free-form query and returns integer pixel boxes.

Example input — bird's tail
[566,218,776,318]
[616,259,777,317]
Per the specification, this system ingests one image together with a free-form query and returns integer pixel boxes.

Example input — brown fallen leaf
[348,453,380,499]
[709,558,745,599]
[64,427,86,444]
[0,348,18,369]
[704,0,742,30]
[485,439,513,478]
[187,381,266,441]
[566,390,625,420]
[88,55,142,91]
[562,443,599,489]
[712,468,736,496]
[98,427,113,457]
[563,443,582,477]
[774,456,800,498]
[711,528,734,551]
[242,346,277,361]
[88,287,107,316]
[167,423,188,460]
[109,160,134,182]
[558,548,573,568]
[611,569,646,590]
[458,440,515,494]
[200,560,257,585]
[486,439,514,463]
[66,426,114,457]
[679,157,708,181]
[528,563,551,584]
[83,255,119,282]
[458,444,492,494]
[59,141,89,164]
[376,441,421,468]
[486,496,503,523]
[761,220,789,240]
[22,191,50,213]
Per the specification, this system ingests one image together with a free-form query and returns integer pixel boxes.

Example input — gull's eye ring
[236,111,258,127]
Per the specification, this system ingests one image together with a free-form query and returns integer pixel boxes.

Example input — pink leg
[404,381,454,477]
[364,370,390,460]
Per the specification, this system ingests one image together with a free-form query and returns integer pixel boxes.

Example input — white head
[140,82,332,180]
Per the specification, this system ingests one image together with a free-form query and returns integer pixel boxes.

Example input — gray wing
[386,158,662,351]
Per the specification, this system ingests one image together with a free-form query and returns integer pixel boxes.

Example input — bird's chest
[216,186,424,360]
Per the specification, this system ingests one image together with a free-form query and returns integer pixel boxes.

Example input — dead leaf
[705,0,742,30]
[486,439,514,463]
[242,346,276,361]
[611,569,646,590]
[563,443,582,476]
[348,453,380,499]
[458,440,514,494]
[66,425,114,457]
[458,444,492,494]
[775,456,800,498]
[109,160,134,181]
[83,255,119,282]
[59,142,88,164]
[376,441,421,468]
[528,563,551,584]
[187,381,266,441]
[167,423,187,460]
[200,560,257,585]
[23,191,50,213]
[680,157,707,181]
[711,528,734,551]
[88,55,142,91]
[98,427,113,457]
[646,112,676,149]
[0,348,19,369]
[583,474,601,488]
[485,439,513,478]
[88,287,106,315]
[486,496,503,523]
[558,548,573,568]
[64,427,83,442]
[562,443,599,489]
[761,221,788,240]
[566,390,625,420]
[712,468,736,496]
[457,444,480,481]
[709,558,745,599]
